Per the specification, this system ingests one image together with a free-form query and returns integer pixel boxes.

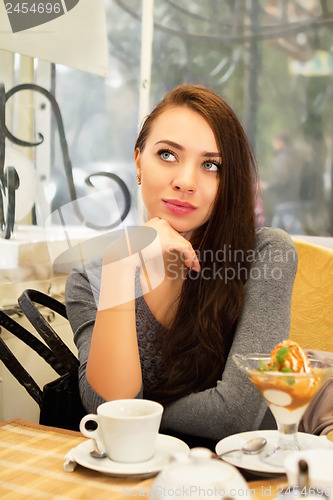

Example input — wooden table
[0,419,288,499]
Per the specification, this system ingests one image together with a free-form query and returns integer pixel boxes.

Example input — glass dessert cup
[233,353,333,468]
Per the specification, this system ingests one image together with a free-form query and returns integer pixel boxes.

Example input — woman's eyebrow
[155,139,221,158]
[155,139,184,150]
[202,152,221,158]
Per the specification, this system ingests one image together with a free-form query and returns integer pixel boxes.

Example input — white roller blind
[0,0,108,76]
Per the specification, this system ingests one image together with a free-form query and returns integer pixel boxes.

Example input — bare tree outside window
[52,0,333,235]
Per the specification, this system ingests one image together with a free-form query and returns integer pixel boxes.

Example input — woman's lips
[162,199,197,215]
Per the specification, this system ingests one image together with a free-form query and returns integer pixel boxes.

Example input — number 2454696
[5,3,62,15]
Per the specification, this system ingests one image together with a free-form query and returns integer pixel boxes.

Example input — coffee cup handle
[79,414,106,453]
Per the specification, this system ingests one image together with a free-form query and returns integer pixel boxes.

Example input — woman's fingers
[174,241,200,272]
[144,217,201,272]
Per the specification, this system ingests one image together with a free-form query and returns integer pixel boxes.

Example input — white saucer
[70,434,189,477]
[215,430,333,475]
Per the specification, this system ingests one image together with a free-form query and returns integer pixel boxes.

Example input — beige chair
[289,238,333,353]
[290,240,333,438]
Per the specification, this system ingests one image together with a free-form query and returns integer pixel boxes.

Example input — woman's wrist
[98,256,138,310]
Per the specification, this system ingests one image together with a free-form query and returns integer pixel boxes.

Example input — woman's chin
[165,219,194,238]
[146,212,194,238]
[167,221,193,238]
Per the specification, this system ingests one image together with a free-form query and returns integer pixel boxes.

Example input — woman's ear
[134,148,141,185]
[134,147,141,178]
[134,147,140,165]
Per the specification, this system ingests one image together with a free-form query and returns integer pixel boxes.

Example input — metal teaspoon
[90,439,107,458]
[215,437,267,459]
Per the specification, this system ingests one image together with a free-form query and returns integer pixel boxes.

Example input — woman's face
[135,106,221,235]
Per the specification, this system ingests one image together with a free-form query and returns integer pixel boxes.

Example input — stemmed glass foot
[260,424,301,467]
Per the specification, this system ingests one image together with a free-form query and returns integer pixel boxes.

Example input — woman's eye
[159,149,176,162]
[203,161,220,172]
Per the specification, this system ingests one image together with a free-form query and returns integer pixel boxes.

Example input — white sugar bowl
[149,447,249,499]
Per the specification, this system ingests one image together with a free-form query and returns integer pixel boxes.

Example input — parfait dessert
[251,340,316,426]
[233,341,333,467]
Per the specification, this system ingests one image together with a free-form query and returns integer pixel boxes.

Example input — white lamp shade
[0,0,108,77]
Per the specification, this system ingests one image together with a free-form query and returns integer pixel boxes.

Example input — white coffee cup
[80,399,163,463]
[284,449,333,500]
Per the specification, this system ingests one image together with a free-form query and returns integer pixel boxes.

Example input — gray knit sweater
[65,227,297,442]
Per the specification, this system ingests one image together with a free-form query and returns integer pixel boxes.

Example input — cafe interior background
[0,0,333,423]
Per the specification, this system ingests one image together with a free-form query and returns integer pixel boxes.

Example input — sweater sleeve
[65,258,142,413]
[159,227,298,441]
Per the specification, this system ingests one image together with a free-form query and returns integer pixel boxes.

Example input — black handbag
[0,289,86,431]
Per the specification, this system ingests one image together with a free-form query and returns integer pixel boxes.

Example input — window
[4,0,333,236]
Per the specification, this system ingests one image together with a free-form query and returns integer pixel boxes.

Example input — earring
[136,173,141,185]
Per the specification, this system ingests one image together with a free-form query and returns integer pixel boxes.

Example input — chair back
[290,239,333,352]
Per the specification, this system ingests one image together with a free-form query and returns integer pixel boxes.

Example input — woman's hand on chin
[144,217,200,272]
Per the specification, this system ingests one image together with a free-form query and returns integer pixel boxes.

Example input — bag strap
[18,289,78,373]
[0,309,67,375]
[0,334,42,405]
[20,289,67,317]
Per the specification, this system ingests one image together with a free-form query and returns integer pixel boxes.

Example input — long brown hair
[135,84,258,404]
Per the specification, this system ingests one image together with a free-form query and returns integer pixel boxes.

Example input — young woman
[65,84,297,447]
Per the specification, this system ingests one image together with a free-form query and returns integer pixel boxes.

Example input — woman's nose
[172,165,197,193]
